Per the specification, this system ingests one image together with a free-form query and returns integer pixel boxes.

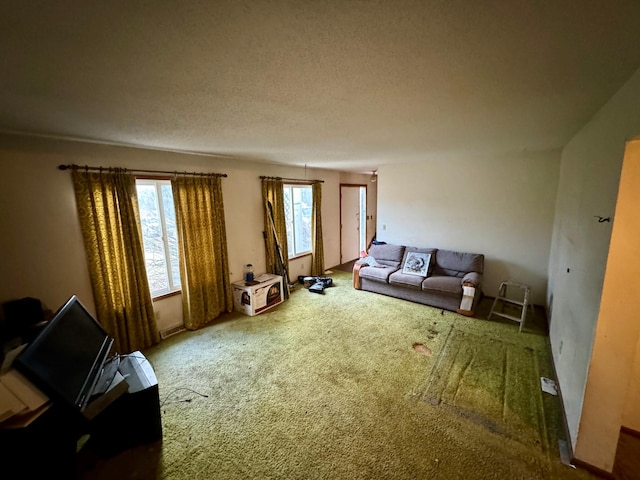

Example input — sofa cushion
[422,275,463,295]
[389,271,425,289]
[367,244,405,268]
[358,265,398,283]
[432,250,484,278]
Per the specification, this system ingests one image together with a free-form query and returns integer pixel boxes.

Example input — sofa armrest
[353,263,365,289]
[461,272,482,287]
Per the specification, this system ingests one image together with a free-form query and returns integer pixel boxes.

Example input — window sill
[152,290,182,301]
[288,252,312,261]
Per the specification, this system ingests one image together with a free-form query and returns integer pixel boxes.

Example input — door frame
[340,183,367,265]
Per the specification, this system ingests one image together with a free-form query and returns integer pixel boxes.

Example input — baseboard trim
[621,425,640,439]
[160,324,186,339]
[571,458,614,479]
[545,335,575,466]
[550,349,623,479]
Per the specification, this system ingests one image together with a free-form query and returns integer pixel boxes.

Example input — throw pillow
[402,252,431,276]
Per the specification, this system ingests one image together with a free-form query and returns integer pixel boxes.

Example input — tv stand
[0,351,162,478]
[86,351,162,456]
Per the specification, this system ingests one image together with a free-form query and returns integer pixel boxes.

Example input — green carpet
[80,271,600,480]
[424,328,548,460]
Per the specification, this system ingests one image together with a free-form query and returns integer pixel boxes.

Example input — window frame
[135,178,182,298]
[283,183,313,260]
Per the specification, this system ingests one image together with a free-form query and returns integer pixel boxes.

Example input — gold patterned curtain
[311,182,325,276]
[262,178,290,298]
[172,175,233,330]
[71,168,160,354]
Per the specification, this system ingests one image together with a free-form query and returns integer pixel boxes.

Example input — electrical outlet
[383,224,386,231]
[155,310,161,320]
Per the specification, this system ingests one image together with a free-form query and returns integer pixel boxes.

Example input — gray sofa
[354,243,484,315]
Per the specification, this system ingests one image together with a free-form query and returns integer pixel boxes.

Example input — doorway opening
[340,184,367,265]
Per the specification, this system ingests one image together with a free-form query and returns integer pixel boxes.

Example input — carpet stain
[413,342,432,356]
[424,328,547,453]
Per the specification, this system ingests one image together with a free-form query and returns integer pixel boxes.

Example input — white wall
[573,140,640,471]
[0,134,367,331]
[376,150,561,305]
[547,66,640,460]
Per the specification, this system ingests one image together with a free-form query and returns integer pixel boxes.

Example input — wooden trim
[621,426,640,439]
[571,458,615,479]
[352,263,364,289]
[339,183,368,264]
[545,327,629,480]
[544,335,575,461]
[289,252,312,261]
[152,290,181,301]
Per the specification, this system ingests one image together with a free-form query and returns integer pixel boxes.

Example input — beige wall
[574,140,640,470]
[0,134,368,332]
[0,143,94,313]
[375,150,561,305]
[547,66,640,464]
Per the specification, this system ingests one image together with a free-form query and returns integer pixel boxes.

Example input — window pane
[301,187,312,253]
[292,187,312,254]
[161,184,181,288]
[283,184,312,258]
[359,187,367,252]
[283,186,295,258]
[136,184,169,295]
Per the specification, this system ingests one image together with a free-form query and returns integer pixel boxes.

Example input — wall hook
[594,216,610,223]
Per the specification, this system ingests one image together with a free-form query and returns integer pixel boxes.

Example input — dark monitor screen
[13,295,114,412]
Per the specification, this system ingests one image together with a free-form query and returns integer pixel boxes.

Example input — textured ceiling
[1,1,640,172]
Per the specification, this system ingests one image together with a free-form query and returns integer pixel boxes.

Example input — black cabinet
[86,352,162,457]
[0,351,162,478]
[0,403,81,477]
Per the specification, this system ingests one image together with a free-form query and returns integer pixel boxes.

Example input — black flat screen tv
[13,295,115,412]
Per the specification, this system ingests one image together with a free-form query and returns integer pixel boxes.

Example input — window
[283,184,312,258]
[135,179,181,297]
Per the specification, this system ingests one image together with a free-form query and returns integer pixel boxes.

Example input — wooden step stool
[488,281,533,332]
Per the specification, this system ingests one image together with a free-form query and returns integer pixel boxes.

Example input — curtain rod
[58,164,227,178]
[259,175,323,183]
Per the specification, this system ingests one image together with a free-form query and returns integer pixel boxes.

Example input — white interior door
[341,185,362,263]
